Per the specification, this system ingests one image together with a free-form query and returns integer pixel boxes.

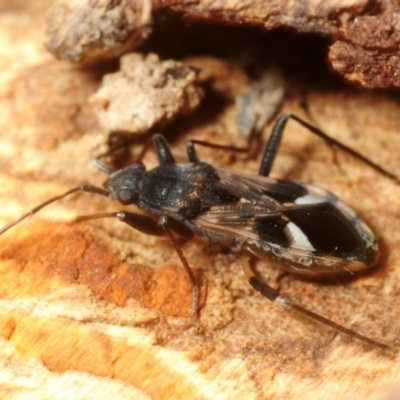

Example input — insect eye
[117,189,135,205]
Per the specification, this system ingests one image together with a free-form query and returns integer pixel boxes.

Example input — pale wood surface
[0,2,400,399]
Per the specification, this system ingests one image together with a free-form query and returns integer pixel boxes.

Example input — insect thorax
[138,162,240,219]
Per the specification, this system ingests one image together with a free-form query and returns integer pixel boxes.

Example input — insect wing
[196,169,379,274]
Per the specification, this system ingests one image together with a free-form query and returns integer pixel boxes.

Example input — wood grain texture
[1,2,400,399]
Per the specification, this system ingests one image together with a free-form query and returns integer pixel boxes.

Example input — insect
[0,114,398,357]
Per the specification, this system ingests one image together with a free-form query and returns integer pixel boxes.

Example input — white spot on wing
[284,222,315,251]
[295,194,325,205]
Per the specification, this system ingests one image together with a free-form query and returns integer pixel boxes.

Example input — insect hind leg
[240,256,398,357]
[258,114,399,182]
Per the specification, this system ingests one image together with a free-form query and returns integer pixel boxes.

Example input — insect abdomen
[247,182,379,274]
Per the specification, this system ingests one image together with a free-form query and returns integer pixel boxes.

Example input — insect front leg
[153,134,176,164]
[93,132,153,173]
[94,132,178,172]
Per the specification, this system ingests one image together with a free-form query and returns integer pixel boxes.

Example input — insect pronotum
[0,114,398,357]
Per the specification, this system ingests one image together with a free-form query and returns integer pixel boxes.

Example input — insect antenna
[0,185,109,236]
[241,257,399,359]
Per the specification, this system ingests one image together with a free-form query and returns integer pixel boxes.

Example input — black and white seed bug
[0,114,398,357]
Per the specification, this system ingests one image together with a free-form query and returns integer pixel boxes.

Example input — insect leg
[0,185,109,236]
[95,132,177,172]
[75,211,165,236]
[153,134,176,164]
[184,139,249,162]
[76,212,200,323]
[258,115,288,176]
[159,215,201,327]
[185,141,200,162]
[241,256,398,358]
[258,114,399,181]
[93,133,153,173]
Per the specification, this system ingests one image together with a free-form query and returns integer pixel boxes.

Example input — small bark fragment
[45,0,152,64]
[90,53,204,135]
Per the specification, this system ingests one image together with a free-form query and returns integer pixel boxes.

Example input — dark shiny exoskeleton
[104,133,377,276]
